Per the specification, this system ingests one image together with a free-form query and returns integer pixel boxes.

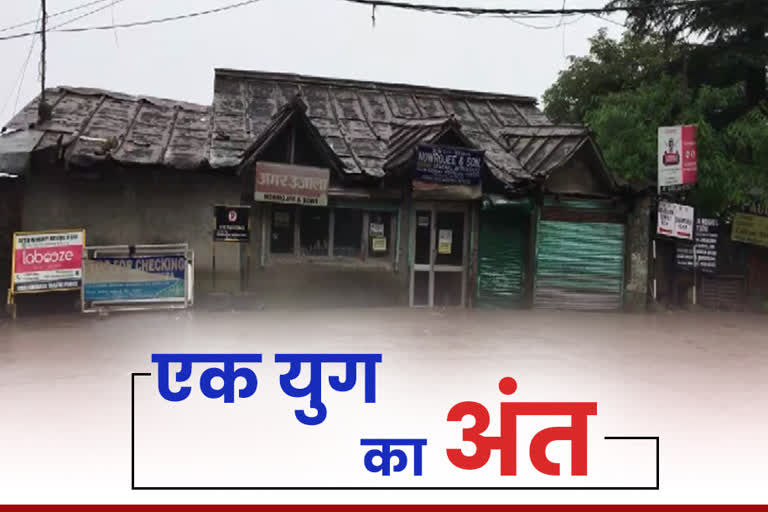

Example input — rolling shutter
[534,220,625,311]
[477,209,527,308]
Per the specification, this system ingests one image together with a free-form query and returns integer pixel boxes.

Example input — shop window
[334,209,363,257]
[270,206,294,254]
[368,212,392,258]
[300,206,329,256]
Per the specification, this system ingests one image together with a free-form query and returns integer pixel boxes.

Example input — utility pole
[38,0,51,123]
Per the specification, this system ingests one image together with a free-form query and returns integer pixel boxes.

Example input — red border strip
[2,507,768,510]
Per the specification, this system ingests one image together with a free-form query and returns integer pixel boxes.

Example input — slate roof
[2,86,212,171]
[502,126,591,177]
[214,69,560,187]
[2,70,604,191]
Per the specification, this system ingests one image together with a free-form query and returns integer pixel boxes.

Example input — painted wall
[21,164,242,296]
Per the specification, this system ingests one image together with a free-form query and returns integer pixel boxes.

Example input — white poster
[438,229,453,254]
[657,201,694,240]
[658,125,697,191]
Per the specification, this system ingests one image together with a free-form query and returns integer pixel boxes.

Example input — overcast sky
[0,0,625,127]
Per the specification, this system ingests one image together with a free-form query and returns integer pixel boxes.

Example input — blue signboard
[84,255,186,301]
[414,145,484,186]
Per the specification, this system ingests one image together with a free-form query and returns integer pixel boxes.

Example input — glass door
[410,203,468,307]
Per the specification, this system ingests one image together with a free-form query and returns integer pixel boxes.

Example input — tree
[543,29,676,123]
[610,0,768,106]
[544,30,768,214]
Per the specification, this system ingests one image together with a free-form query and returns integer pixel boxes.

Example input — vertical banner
[11,230,85,293]
[658,125,697,192]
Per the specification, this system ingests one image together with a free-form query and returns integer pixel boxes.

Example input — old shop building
[0,70,649,311]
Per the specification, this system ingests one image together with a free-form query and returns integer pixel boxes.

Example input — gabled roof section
[385,116,470,170]
[3,86,213,171]
[213,68,555,187]
[239,94,348,175]
[503,125,618,191]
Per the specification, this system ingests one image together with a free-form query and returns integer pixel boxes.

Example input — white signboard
[657,201,694,241]
[658,125,697,191]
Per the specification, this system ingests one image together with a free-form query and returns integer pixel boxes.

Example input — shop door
[476,209,527,308]
[410,203,468,307]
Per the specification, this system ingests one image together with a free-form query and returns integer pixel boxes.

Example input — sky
[0,0,625,127]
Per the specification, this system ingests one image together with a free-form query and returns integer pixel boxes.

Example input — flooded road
[0,308,766,503]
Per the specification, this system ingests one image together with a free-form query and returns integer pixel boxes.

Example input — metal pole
[652,239,657,301]
[692,244,698,306]
[41,0,46,98]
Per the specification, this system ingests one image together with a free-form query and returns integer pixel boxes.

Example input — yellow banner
[731,213,768,248]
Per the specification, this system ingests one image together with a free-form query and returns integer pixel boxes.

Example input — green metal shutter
[477,210,526,308]
[534,220,625,311]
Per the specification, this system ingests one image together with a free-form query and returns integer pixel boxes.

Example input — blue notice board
[414,144,484,185]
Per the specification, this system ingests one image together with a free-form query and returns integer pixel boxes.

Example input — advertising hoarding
[658,125,697,192]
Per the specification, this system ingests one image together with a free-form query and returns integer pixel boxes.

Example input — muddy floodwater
[0,308,766,503]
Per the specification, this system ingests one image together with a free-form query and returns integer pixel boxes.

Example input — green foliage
[584,75,768,214]
[543,29,675,123]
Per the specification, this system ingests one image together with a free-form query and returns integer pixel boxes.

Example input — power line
[339,0,720,16]
[0,11,42,121]
[48,0,128,31]
[0,0,264,42]
[0,0,111,33]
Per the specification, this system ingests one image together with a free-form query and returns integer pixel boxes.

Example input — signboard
[677,218,718,273]
[658,125,697,191]
[731,212,768,248]
[254,162,329,206]
[11,229,85,293]
[84,255,187,302]
[657,201,694,241]
[214,205,251,242]
[415,145,484,186]
[81,244,193,312]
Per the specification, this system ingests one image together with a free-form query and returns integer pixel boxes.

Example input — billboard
[658,125,697,191]
[254,162,329,207]
[657,201,694,241]
[11,229,85,293]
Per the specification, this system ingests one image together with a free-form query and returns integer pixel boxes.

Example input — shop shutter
[477,210,527,308]
[534,220,625,311]
[700,275,746,310]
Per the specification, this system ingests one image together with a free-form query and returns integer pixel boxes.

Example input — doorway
[410,202,469,307]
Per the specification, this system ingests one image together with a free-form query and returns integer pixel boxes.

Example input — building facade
[1,70,650,311]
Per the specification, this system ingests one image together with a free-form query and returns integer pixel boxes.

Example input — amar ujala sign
[658,125,697,191]
[254,162,329,207]
[12,229,85,293]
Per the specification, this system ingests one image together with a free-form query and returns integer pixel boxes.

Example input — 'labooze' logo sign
[12,230,85,293]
